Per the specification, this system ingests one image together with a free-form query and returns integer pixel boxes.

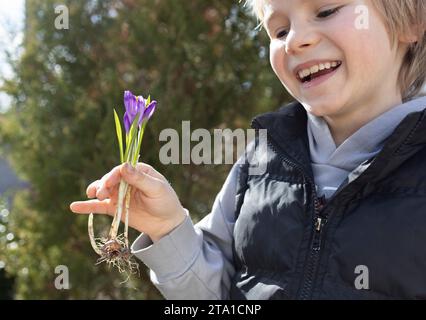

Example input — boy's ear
[398,24,423,44]
[399,33,418,44]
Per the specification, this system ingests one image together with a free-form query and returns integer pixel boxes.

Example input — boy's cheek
[269,43,283,74]
[326,3,367,37]
[269,41,289,70]
[269,47,298,95]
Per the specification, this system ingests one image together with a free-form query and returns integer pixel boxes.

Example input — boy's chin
[300,100,344,118]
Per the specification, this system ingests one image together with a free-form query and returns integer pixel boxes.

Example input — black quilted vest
[230,101,426,299]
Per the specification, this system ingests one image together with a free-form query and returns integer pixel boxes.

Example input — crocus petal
[137,96,146,109]
[125,92,138,116]
[123,112,132,133]
[123,91,156,131]
[131,96,139,115]
[124,91,134,112]
[134,96,144,126]
[138,109,145,126]
[124,90,133,101]
[143,100,157,121]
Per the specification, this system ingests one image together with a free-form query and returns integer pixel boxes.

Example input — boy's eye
[317,6,341,19]
[272,5,343,39]
[276,29,289,39]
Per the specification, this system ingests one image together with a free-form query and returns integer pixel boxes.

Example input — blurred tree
[0,269,14,300]
[0,0,290,299]
[0,196,15,300]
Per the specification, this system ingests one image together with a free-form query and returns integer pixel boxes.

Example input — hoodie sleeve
[130,161,240,300]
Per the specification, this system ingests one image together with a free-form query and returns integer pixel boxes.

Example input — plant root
[88,213,140,278]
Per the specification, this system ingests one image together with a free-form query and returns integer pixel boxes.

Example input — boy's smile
[263,0,411,144]
[294,59,342,88]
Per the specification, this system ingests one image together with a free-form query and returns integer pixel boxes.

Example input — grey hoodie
[131,96,426,299]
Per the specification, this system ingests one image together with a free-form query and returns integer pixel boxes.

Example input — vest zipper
[251,119,328,299]
[298,194,327,299]
[313,196,327,250]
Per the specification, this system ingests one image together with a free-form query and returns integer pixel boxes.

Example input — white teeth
[297,61,341,80]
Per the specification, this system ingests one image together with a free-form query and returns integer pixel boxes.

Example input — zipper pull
[315,217,322,232]
[313,217,324,250]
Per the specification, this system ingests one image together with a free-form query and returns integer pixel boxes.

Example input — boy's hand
[70,162,187,242]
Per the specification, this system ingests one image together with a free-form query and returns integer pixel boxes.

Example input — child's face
[264,0,405,118]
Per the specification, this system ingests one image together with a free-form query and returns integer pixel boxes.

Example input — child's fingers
[86,180,115,201]
[134,162,167,181]
[95,182,114,200]
[70,199,115,216]
[103,162,167,188]
[102,165,125,188]
[87,164,122,199]
[89,162,168,200]
[86,180,100,198]
[120,163,166,197]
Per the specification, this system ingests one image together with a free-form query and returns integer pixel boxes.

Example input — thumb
[120,163,165,197]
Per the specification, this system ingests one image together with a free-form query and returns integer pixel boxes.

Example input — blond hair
[244,0,426,100]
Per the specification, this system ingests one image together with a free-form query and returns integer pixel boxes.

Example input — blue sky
[0,0,25,112]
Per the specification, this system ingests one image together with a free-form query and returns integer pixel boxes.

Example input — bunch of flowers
[88,90,157,274]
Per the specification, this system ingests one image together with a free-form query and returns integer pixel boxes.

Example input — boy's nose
[285,23,320,55]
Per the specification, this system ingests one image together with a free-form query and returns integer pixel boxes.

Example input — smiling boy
[71,0,426,299]
[262,0,424,145]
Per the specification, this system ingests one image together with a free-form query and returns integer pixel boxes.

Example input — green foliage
[0,0,289,299]
[0,196,15,300]
[113,109,124,163]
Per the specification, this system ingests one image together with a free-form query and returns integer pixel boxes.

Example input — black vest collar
[251,102,312,178]
[250,101,426,184]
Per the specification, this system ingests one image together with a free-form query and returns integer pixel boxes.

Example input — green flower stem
[124,185,132,248]
[108,179,128,239]
[107,106,150,245]
[108,123,143,242]
[133,121,147,165]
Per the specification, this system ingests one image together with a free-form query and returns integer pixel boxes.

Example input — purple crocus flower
[123,90,157,133]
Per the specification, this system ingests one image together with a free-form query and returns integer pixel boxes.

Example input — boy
[70,0,426,299]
